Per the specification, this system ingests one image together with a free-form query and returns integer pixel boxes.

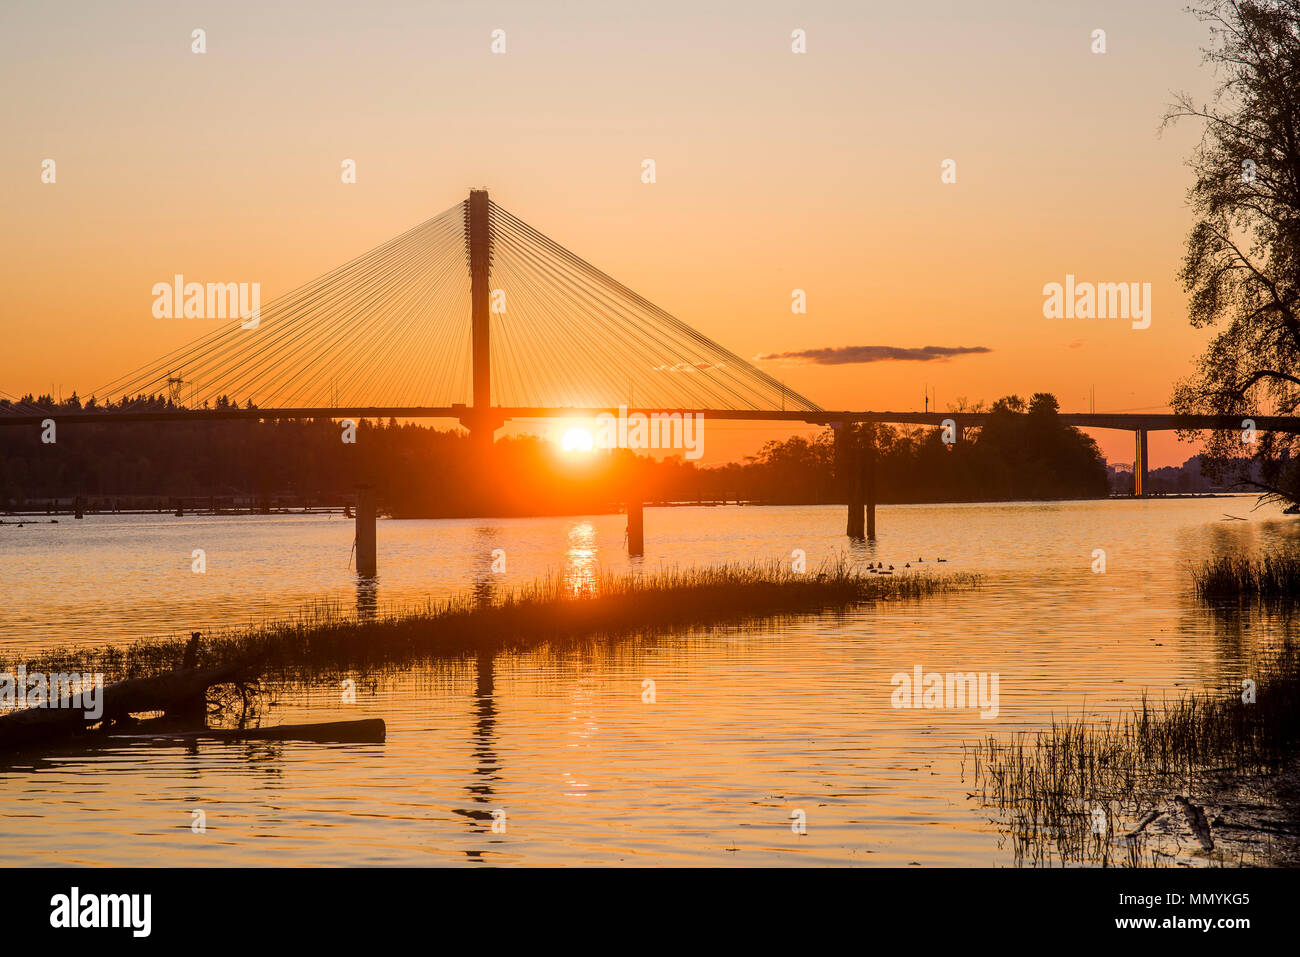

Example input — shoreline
[0,491,1245,522]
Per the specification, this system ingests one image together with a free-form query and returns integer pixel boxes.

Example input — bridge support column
[837,424,865,538]
[847,483,865,538]
[355,485,377,577]
[627,498,644,555]
[864,423,877,541]
[1134,429,1148,498]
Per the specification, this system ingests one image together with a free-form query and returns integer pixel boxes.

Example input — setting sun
[560,427,594,453]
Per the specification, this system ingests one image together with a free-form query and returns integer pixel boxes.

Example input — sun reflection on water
[564,521,599,597]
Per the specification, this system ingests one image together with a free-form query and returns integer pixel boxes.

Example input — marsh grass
[966,641,1300,866]
[10,560,976,684]
[1192,553,1300,600]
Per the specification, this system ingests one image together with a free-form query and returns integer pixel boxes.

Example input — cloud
[755,345,992,365]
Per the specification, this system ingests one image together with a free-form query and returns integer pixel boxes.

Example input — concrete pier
[355,485,377,576]
[1134,429,1149,497]
[864,423,877,541]
[846,486,864,538]
[846,457,865,539]
[627,498,644,555]
[837,424,866,539]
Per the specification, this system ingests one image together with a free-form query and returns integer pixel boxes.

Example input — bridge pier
[1134,429,1148,497]
[355,485,376,577]
[865,423,877,540]
[840,425,864,538]
[837,424,874,539]
[847,479,864,538]
[627,497,644,555]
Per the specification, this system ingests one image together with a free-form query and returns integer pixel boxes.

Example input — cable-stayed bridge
[2,189,1298,521]
[35,191,823,439]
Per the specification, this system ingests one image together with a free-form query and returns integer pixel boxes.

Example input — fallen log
[0,662,252,752]
[99,663,251,724]
[1124,809,1163,841]
[106,718,386,745]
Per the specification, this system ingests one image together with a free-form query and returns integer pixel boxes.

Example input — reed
[1191,552,1300,600]
[12,560,976,682]
[966,641,1300,866]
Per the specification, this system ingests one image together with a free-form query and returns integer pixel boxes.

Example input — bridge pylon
[465,188,502,452]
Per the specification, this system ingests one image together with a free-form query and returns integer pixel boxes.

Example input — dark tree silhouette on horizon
[0,393,1109,514]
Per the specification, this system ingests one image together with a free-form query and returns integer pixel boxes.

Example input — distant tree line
[0,391,257,412]
[0,392,1110,515]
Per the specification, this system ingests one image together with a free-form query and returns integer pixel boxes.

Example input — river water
[1,498,1296,865]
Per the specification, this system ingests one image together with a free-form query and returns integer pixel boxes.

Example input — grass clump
[966,642,1300,866]
[1192,552,1300,600]
[13,559,976,683]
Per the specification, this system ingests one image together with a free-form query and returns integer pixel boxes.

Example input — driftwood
[1125,809,1163,841]
[0,662,251,752]
[2,636,385,752]
[1175,795,1215,851]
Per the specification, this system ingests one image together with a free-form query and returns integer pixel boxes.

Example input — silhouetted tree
[1165,0,1300,504]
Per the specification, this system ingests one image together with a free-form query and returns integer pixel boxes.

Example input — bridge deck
[0,406,1294,432]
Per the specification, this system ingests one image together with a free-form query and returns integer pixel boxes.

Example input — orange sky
[0,0,1222,467]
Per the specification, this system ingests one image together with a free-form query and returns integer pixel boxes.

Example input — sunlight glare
[561,427,595,453]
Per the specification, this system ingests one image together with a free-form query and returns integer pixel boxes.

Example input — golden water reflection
[564,520,599,597]
[4,500,1300,865]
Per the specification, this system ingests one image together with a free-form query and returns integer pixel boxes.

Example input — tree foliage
[1166,0,1300,501]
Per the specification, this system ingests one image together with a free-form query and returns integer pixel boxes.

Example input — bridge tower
[467,189,501,451]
